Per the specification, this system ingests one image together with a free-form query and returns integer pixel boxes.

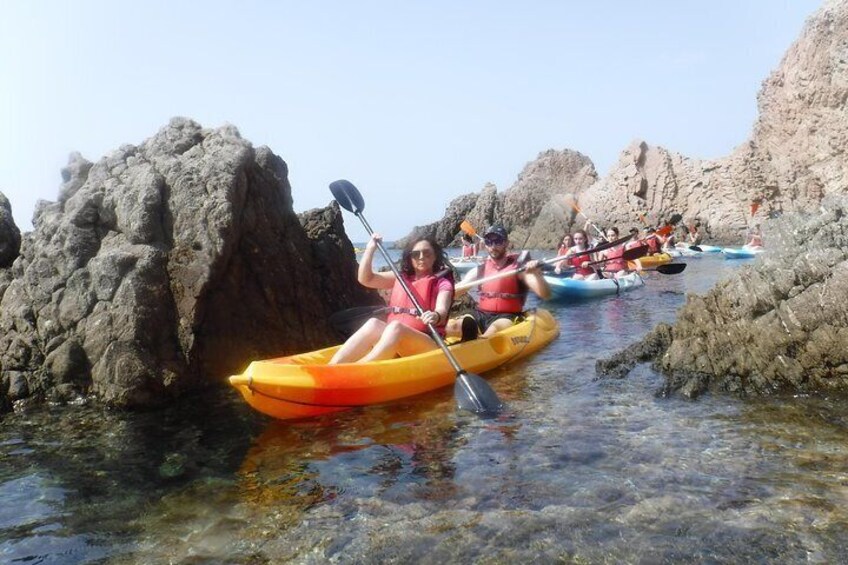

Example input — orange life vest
[569,247,595,276]
[603,245,626,272]
[478,254,525,314]
[386,274,448,334]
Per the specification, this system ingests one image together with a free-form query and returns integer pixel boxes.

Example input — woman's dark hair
[400,237,453,281]
[606,226,620,238]
[572,229,590,249]
[461,233,473,244]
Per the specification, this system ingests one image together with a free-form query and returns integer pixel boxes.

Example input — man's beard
[488,247,506,260]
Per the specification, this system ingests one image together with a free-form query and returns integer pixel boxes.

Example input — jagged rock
[0,118,377,412]
[597,195,848,398]
[400,151,597,249]
[0,192,21,267]
[413,1,848,247]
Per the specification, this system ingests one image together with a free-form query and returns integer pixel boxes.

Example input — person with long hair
[329,234,454,364]
[555,229,598,280]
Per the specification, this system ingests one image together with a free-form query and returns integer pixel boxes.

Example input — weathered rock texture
[414,1,848,247]
[597,195,848,398]
[0,118,379,412]
[0,192,21,267]
[398,150,598,249]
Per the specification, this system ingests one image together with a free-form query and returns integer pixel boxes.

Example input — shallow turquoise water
[2,254,847,563]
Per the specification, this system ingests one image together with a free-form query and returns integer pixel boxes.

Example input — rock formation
[413,1,848,247]
[0,118,379,413]
[0,192,21,268]
[597,195,848,398]
[398,150,597,249]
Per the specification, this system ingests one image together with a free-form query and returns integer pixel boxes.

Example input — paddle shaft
[354,211,467,375]
[570,202,605,237]
[456,238,641,293]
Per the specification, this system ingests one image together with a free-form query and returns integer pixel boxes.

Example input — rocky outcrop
[0,118,377,412]
[416,1,848,246]
[0,192,21,267]
[597,195,848,398]
[400,150,597,249]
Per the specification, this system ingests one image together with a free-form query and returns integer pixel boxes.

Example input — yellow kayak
[628,252,672,269]
[229,308,560,420]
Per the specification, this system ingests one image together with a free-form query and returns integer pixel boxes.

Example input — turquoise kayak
[722,246,764,259]
[696,244,722,253]
[544,272,644,301]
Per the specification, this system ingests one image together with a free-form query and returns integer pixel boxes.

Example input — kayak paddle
[330,179,503,417]
[455,240,647,293]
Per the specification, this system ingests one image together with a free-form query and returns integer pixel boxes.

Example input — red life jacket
[386,274,449,335]
[462,244,475,258]
[569,247,595,276]
[603,245,626,272]
[478,254,525,314]
[557,244,569,257]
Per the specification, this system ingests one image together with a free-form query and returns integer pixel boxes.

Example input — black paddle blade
[689,245,703,252]
[328,305,388,337]
[455,372,503,415]
[622,244,649,261]
[329,179,365,214]
[656,263,687,274]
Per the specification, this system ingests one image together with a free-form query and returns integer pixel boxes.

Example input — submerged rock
[0,118,378,413]
[597,195,848,399]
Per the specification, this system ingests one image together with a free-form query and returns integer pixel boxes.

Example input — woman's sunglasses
[484,236,506,246]
[410,249,434,260]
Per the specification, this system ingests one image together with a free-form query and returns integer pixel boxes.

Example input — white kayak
[544,272,644,301]
[449,257,485,274]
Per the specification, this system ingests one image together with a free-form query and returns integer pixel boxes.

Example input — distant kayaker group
[332,212,766,365]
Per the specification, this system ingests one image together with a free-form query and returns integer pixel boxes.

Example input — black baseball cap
[483,225,508,239]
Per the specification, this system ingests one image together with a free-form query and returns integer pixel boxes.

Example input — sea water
[2,253,847,563]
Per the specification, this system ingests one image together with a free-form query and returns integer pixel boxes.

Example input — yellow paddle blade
[460,220,477,236]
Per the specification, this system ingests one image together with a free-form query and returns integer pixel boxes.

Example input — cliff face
[0,118,379,413]
[398,150,597,249]
[597,194,848,398]
[414,1,848,247]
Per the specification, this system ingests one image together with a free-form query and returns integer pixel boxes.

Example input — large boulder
[597,195,848,399]
[0,118,378,412]
[0,192,21,268]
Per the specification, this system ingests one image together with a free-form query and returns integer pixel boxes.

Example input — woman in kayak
[597,227,629,278]
[554,230,598,280]
[460,233,478,258]
[329,234,454,364]
[745,224,764,249]
[556,233,574,258]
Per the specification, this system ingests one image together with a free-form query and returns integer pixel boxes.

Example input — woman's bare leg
[329,318,386,364]
[359,321,437,362]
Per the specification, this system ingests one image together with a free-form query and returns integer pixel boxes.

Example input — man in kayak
[448,225,550,339]
[329,234,455,364]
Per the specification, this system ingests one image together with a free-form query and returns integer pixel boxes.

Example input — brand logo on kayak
[511,336,530,345]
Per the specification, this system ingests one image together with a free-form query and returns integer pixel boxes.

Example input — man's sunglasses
[484,236,506,246]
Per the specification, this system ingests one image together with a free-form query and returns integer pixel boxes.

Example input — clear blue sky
[0,1,821,242]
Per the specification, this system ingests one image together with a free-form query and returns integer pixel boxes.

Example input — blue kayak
[722,247,764,259]
[544,272,644,301]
